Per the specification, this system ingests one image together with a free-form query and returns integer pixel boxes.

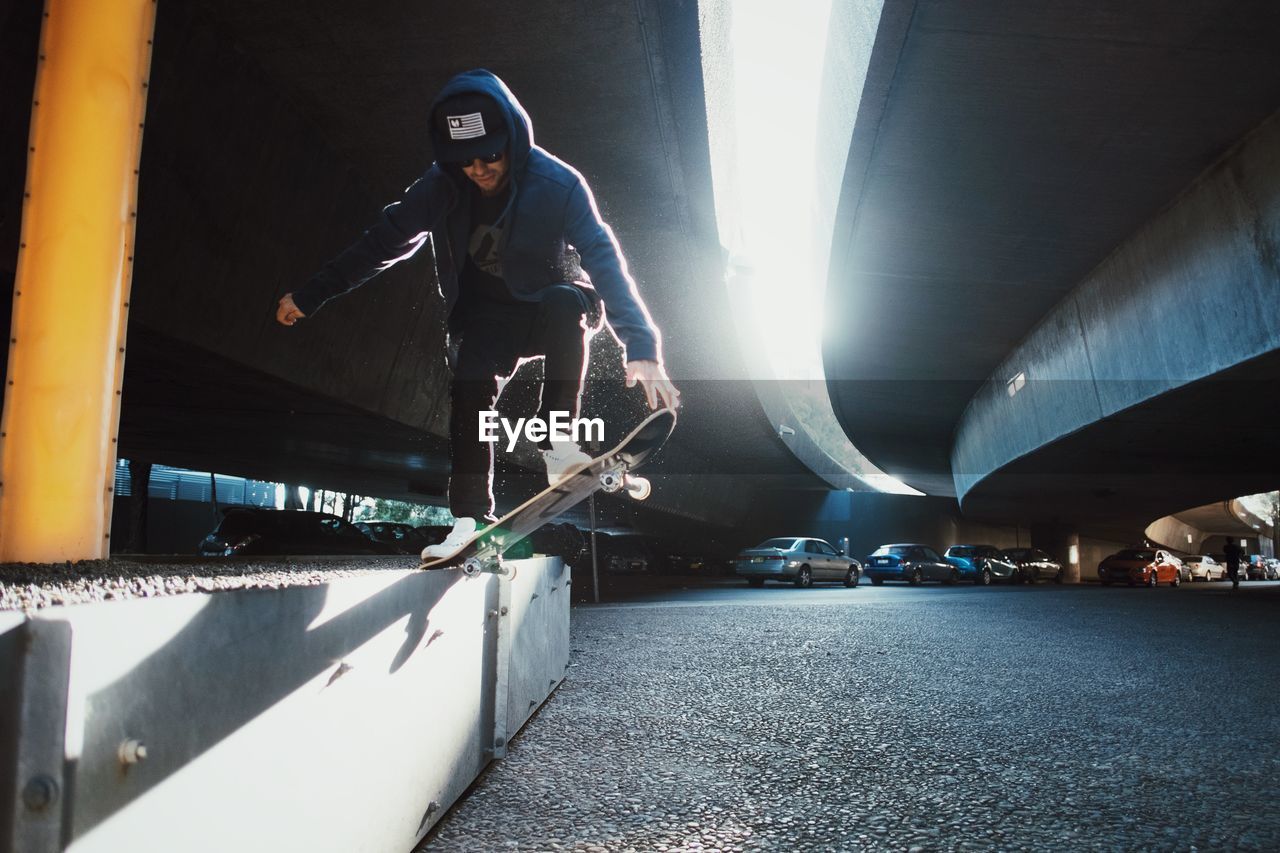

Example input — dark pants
[449,284,594,520]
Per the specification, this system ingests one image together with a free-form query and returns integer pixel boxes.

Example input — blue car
[943,544,1018,586]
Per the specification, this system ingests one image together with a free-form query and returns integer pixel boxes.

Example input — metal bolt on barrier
[499,606,509,616]
[22,775,59,811]
[118,739,148,765]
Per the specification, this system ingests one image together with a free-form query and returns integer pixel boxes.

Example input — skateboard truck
[599,465,651,501]
[460,531,517,578]
[461,555,515,578]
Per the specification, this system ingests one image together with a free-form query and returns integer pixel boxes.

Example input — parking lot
[424,579,1280,851]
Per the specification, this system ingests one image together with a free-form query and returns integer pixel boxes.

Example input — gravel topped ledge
[0,555,417,613]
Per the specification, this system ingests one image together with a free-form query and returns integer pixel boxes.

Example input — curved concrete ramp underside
[955,107,1280,538]
[824,0,1280,510]
[1173,502,1268,538]
[1145,500,1274,552]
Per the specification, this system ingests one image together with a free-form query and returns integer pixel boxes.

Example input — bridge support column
[0,0,156,563]
[1031,524,1081,584]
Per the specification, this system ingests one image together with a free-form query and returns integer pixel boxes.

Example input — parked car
[528,522,587,566]
[734,537,861,588]
[663,551,723,575]
[998,547,1064,584]
[596,533,662,574]
[1096,548,1182,587]
[863,544,957,586]
[1245,556,1272,581]
[1170,553,1191,583]
[1182,554,1225,582]
[198,508,399,557]
[943,544,1018,585]
[353,520,419,554]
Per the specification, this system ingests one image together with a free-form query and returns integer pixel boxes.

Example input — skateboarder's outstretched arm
[275,171,451,326]
[562,172,678,411]
[626,359,680,411]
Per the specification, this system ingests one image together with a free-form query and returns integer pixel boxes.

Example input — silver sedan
[734,537,862,588]
[1183,555,1225,582]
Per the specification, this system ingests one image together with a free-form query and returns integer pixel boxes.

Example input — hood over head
[429,69,534,172]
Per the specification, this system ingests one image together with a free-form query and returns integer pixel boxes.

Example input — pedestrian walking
[1224,539,1244,589]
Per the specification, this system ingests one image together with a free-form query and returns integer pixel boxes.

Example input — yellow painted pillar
[0,0,156,563]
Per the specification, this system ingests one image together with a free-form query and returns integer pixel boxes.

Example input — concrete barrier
[0,557,570,852]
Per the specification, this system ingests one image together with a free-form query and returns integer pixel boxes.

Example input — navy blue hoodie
[293,69,661,363]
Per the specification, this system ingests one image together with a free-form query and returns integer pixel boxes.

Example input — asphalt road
[422,579,1280,851]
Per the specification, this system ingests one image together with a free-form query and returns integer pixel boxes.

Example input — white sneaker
[541,442,593,485]
[421,517,485,560]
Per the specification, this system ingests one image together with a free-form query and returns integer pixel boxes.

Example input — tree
[353,498,453,526]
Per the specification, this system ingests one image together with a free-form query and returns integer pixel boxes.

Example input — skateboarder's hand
[276,293,307,326]
[626,359,680,411]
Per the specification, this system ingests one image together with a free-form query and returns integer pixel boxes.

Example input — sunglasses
[450,151,505,168]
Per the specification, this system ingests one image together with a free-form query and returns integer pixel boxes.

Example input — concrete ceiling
[149,0,828,507]
[2,0,831,531]
[824,0,1280,499]
[5,0,1276,544]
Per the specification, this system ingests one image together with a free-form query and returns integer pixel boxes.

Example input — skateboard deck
[417,407,677,575]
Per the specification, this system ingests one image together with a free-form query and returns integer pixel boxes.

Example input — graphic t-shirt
[460,184,519,305]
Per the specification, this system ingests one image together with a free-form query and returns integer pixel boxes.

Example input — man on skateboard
[275,69,679,559]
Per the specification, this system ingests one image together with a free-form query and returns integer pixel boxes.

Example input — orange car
[1097,548,1183,587]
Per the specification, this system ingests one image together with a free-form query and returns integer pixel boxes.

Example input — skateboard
[417,407,677,576]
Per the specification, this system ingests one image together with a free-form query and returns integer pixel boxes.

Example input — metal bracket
[3,619,72,853]
[491,576,513,759]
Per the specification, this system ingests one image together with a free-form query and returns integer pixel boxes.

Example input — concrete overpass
[825,0,1280,544]
[2,0,1277,554]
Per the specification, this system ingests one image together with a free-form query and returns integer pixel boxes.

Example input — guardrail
[1,557,570,852]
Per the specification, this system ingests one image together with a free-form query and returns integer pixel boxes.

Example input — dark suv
[199,508,398,557]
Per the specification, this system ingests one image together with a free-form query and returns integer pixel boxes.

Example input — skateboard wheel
[624,476,651,501]
[462,558,483,577]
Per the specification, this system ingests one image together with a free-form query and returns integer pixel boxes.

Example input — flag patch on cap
[447,112,487,140]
